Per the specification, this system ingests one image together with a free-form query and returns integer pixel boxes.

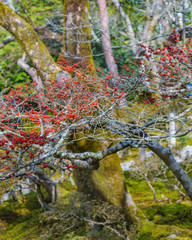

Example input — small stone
[167,234,177,239]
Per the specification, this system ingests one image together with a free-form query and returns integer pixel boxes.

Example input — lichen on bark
[0,2,60,81]
[61,0,95,70]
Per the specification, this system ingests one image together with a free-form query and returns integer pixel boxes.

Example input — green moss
[69,136,125,206]
[1,178,192,239]
[0,189,76,239]
[124,177,192,238]
[0,2,59,81]
[143,203,192,229]
[0,202,41,240]
[62,0,96,74]
[137,221,192,240]
[2,215,41,240]
[91,154,125,206]
[58,180,76,192]
[126,178,184,203]
[64,232,88,240]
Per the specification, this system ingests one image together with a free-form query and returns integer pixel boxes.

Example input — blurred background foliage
[1,0,191,90]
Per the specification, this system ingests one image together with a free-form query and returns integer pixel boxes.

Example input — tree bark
[0,2,65,81]
[169,112,176,148]
[97,0,118,75]
[61,0,94,69]
[139,148,146,162]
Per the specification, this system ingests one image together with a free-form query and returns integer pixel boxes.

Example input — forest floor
[0,169,192,240]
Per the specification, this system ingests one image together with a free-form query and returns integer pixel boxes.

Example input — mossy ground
[0,174,192,240]
[0,137,192,240]
[126,179,192,237]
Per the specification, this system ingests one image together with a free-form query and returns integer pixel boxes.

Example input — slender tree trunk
[97,0,118,75]
[169,112,176,148]
[139,148,146,162]
[111,0,137,54]
[3,0,15,10]
[182,0,186,45]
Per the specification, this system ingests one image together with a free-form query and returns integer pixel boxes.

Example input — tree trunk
[60,2,144,221]
[0,2,62,81]
[61,0,94,69]
[142,0,164,41]
[169,112,176,148]
[70,138,125,205]
[139,148,146,162]
[97,0,118,75]
[70,137,146,224]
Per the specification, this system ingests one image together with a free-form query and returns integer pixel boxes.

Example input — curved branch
[148,141,192,200]
[54,139,141,170]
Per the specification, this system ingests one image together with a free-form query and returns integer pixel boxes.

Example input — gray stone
[0,192,10,203]
[20,183,31,195]
[167,234,177,239]
[175,145,192,162]
[120,160,136,171]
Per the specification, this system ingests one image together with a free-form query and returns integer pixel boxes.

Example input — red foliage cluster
[137,31,192,104]
[0,58,126,181]
[0,34,191,181]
